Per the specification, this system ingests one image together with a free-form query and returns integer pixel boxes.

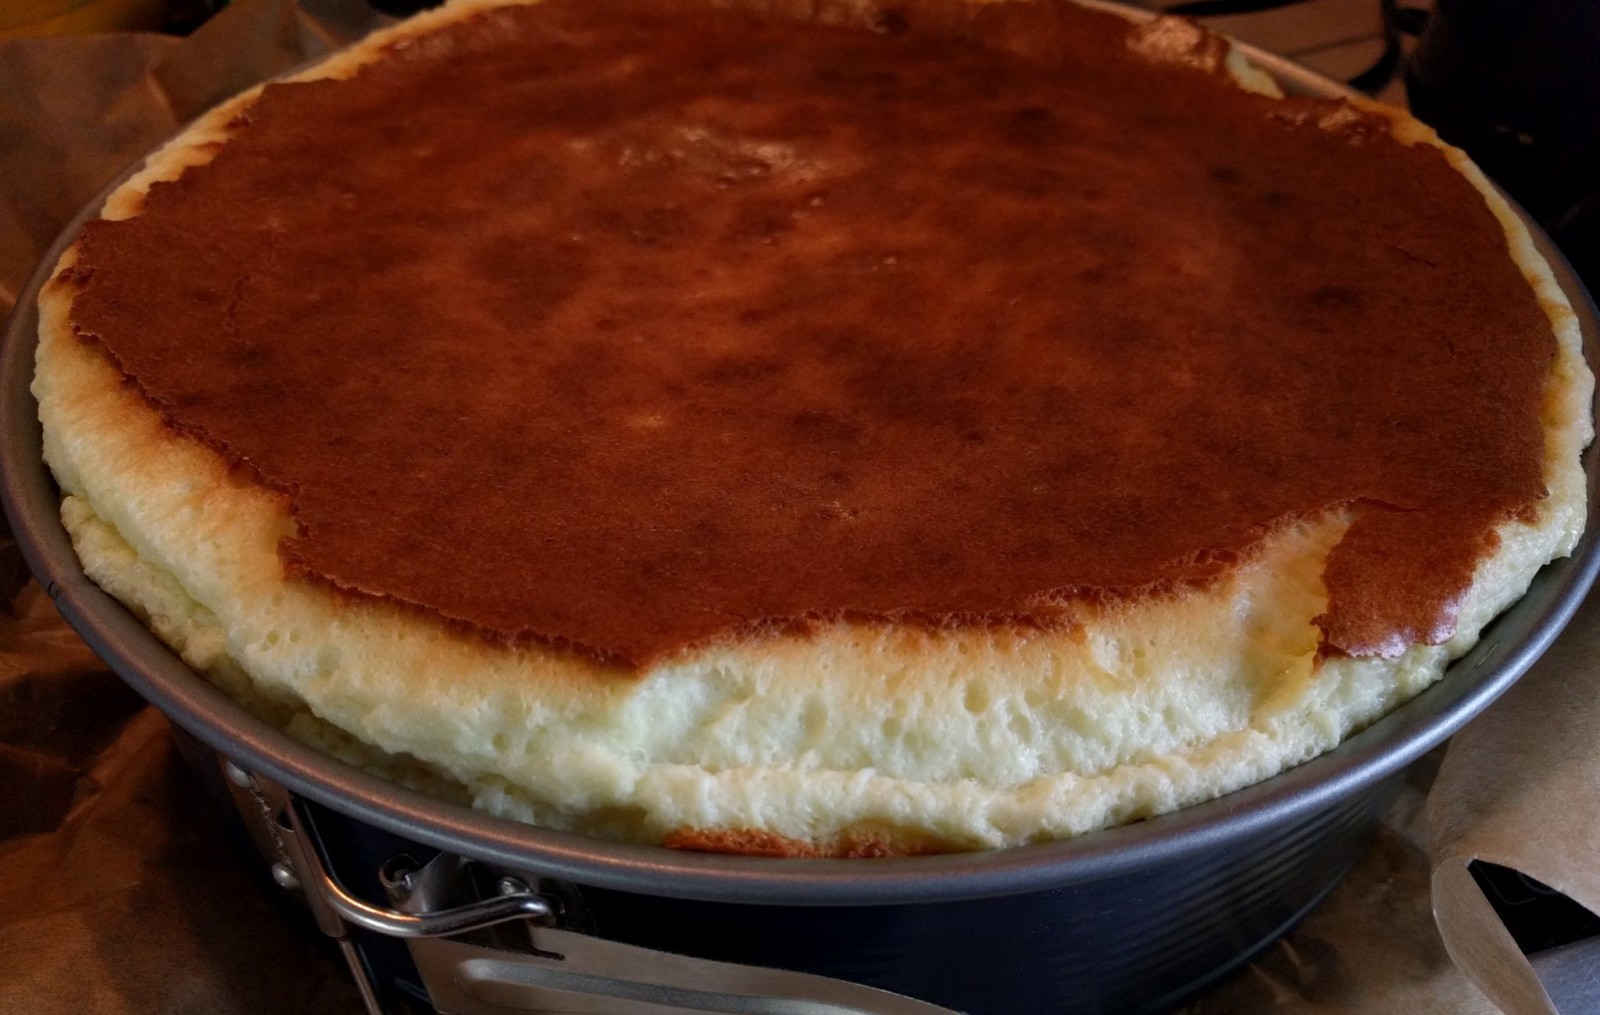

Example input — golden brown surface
[59,0,1554,669]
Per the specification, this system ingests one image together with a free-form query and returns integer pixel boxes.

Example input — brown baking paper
[0,541,366,1013]
[0,0,389,321]
[0,3,382,1011]
[1429,589,1600,1015]
[0,0,1571,1011]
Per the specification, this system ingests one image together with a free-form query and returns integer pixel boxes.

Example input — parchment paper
[1429,589,1600,1014]
[1,4,380,1011]
[0,1,1587,1011]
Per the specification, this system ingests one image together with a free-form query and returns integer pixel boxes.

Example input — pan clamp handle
[261,782,961,1015]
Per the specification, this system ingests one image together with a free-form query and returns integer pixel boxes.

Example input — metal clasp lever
[225,760,962,1015]
[279,798,557,938]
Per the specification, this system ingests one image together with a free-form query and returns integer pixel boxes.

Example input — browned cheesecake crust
[60,0,1553,670]
[663,826,938,858]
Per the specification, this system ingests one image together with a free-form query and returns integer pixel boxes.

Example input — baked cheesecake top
[63,0,1553,669]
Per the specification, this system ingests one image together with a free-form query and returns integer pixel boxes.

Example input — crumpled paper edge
[1430,590,1600,1014]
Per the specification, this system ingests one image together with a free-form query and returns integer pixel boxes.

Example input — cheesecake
[34,0,1591,854]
